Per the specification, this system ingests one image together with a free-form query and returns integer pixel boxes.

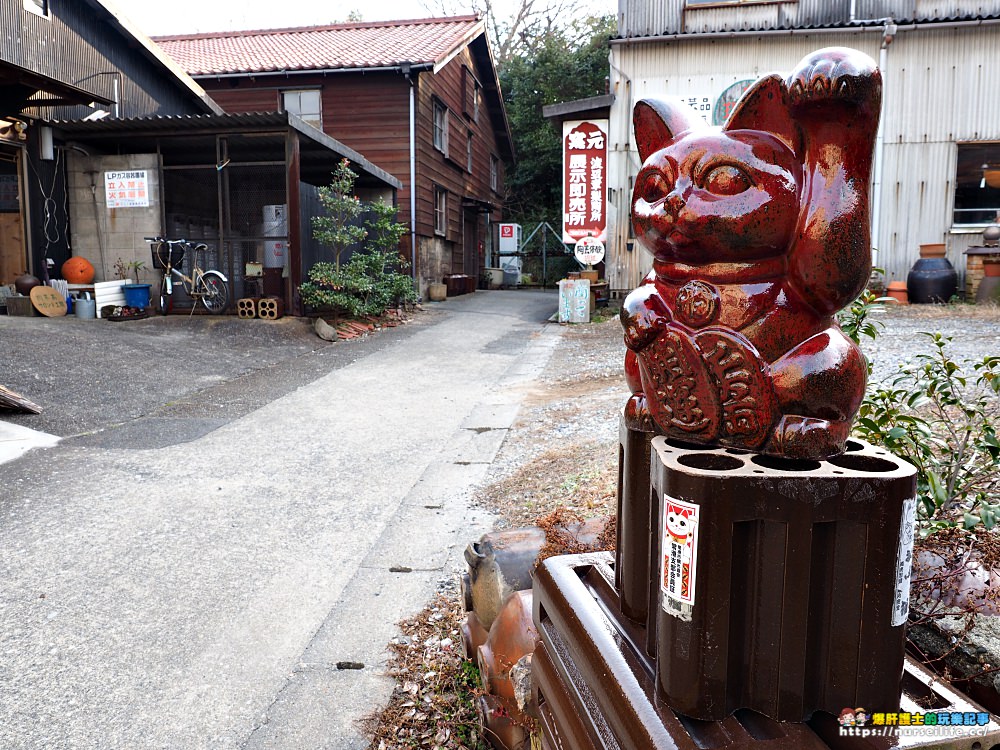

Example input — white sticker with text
[661,495,699,616]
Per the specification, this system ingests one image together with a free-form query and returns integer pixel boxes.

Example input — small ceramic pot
[885,281,908,304]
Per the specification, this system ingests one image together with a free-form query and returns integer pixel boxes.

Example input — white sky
[110,0,616,37]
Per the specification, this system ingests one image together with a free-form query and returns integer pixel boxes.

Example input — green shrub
[301,162,416,316]
[853,332,1000,533]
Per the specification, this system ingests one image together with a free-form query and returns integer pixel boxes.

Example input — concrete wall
[67,154,161,283]
[418,235,453,299]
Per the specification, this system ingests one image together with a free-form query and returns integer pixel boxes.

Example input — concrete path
[0,290,560,749]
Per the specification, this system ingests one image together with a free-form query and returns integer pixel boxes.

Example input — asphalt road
[0,290,561,749]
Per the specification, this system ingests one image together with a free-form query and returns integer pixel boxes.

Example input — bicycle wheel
[197,272,229,313]
[159,275,173,315]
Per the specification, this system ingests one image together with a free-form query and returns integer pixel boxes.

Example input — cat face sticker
[666,506,694,543]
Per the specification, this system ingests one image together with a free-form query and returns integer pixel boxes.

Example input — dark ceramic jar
[907,257,957,303]
[14,273,41,296]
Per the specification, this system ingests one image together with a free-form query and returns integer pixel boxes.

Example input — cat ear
[633,98,703,161]
[724,74,799,152]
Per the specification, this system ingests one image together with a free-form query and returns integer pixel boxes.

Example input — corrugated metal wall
[606,22,1000,294]
[619,0,1000,37]
[4,0,203,119]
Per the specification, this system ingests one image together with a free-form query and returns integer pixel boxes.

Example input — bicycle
[145,237,229,315]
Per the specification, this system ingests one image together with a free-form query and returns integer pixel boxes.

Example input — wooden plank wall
[0,213,25,285]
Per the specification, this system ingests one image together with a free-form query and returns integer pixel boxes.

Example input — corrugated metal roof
[153,16,485,76]
[54,110,291,132]
[51,111,402,188]
[615,0,1000,39]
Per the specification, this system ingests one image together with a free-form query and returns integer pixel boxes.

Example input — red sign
[562,120,608,244]
[500,225,514,238]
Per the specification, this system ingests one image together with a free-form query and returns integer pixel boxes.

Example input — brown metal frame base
[533,552,1000,750]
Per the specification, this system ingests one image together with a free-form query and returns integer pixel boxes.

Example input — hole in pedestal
[827,454,898,473]
[724,448,751,455]
[677,453,744,471]
[666,438,715,451]
[845,439,865,452]
[733,708,786,741]
[751,455,821,472]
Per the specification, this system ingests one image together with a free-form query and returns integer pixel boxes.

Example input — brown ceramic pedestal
[532,430,1000,749]
[649,438,913,721]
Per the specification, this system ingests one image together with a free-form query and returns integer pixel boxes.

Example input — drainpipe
[401,62,418,288]
[871,20,896,260]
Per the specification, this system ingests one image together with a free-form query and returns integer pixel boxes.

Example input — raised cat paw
[787,47,878,106]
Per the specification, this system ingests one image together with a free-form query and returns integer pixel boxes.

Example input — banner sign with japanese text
[105,170,150,208]
[561,119,607,245]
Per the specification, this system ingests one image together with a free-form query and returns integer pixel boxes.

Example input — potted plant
[116,258,151,308]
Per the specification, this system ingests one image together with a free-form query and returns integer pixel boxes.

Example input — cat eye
[703,165,751,196]
[639,172,671,203]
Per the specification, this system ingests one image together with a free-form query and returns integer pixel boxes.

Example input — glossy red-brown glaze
[621,47,881,458]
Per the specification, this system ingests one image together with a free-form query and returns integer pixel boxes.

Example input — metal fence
[162,162,287,306]
[505,221,578,288]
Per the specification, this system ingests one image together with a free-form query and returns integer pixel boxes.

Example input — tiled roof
[154,16,484,76]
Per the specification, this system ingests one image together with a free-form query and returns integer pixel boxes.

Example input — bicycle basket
[151,243,185,270]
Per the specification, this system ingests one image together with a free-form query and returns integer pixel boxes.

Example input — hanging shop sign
[562,119,607,245]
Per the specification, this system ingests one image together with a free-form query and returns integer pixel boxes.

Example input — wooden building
[607,0,1000,297]
[0,0,220,286]
[156,16,515,297]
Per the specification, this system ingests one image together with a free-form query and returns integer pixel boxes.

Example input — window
[434,187,448,236]
[24,0,48,16]
[433,100,450,156]
[466,132,474,173]
[954,144,1000,225]
[462,66,482,122]
[282,90,322,129]
[490,155,500,193]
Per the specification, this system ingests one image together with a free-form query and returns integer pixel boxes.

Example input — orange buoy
[61,256,95,284]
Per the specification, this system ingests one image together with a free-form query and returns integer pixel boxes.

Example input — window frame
[434,186,448,236]
[462,66,482,123]
[490,155,500,194]
[953,142,1000,226]
[466,132,474,174]
[433,99,450,156]
[281,89,323,130]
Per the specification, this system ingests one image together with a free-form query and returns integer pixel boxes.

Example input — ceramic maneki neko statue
[622,47,882,459]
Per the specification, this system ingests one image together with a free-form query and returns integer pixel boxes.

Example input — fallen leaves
[363,594,489,750]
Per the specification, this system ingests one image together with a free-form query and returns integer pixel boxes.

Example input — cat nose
[665,188,686,213]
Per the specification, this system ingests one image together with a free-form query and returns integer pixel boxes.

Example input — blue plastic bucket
[122,284,151,308]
